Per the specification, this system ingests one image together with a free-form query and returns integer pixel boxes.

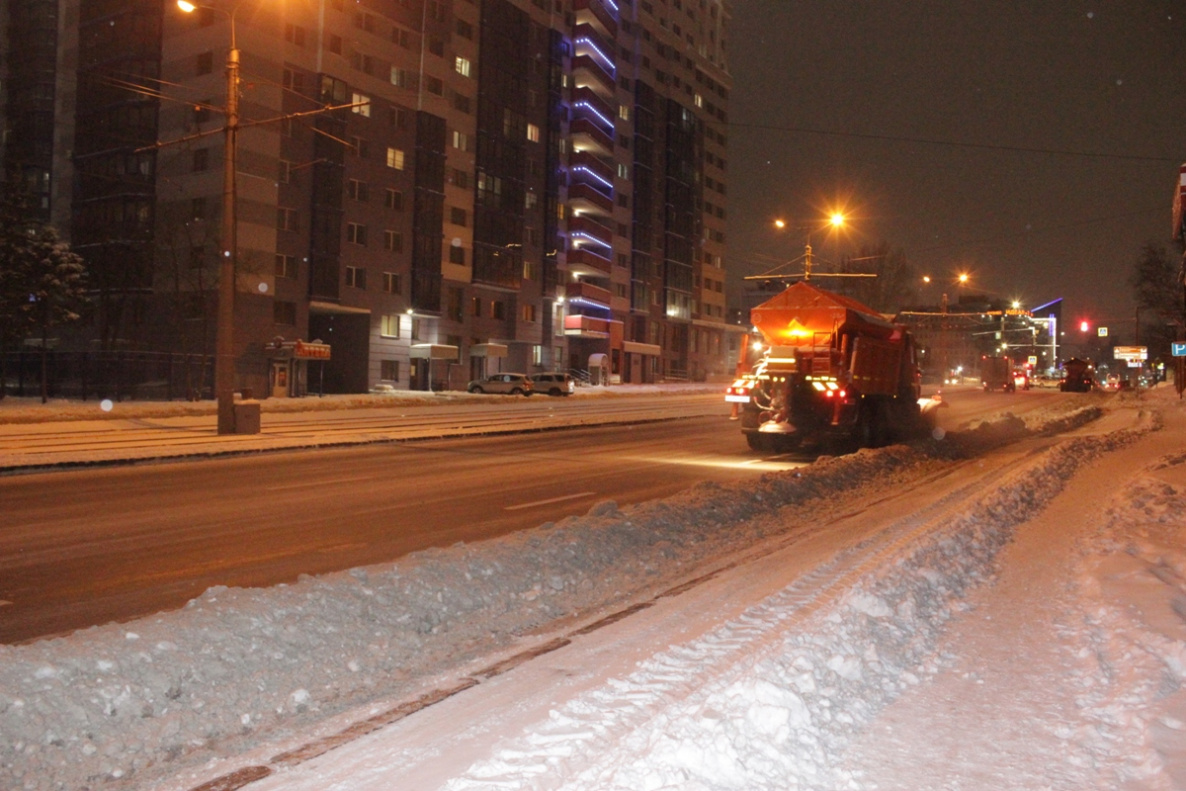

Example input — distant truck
[725,281,936,452]
[980,355,1015,393]
[1060,358,1095,392]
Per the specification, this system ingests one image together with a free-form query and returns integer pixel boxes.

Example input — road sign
[1113,346,1147,361]
[1173,342,1186,357]
[1097,327,1109,337]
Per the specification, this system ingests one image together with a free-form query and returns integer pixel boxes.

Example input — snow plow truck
[726,281,937,452]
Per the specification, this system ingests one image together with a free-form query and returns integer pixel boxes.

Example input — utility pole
[216,33,240,434]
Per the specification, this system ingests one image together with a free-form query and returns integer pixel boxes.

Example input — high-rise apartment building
[7,0,732,396]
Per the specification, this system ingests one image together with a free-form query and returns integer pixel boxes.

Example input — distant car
[467,373,534,396]
[530,372,576,396]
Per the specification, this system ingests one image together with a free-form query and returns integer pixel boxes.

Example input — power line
[729,121,1180,164]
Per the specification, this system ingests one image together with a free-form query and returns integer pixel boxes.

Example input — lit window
[352,92,371,116]
[454,56,471,77]
[386,147,405,169]
[526,123,540,143]
[380,314,401,337]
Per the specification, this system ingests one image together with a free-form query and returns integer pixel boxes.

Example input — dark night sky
[726,1,1186,336]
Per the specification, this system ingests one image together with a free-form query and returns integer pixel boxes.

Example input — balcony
[570,150,614,191]
[574,24,615,69]
[573,0,617,37]
[573,54,616,97]
[569,181,614,216]
[564,313,613,338]
[572,87,616,135]
[570,213,613,248]
[566,280,613,309]
[567,246,612,276]
[571,116,614,157]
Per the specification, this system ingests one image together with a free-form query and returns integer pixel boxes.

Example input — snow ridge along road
[406,414,1149,791]
[0,395,1167,791]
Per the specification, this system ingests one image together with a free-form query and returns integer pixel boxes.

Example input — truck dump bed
[749,281,897,346]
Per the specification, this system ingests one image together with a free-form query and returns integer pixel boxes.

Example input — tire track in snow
[441,438,1090,790]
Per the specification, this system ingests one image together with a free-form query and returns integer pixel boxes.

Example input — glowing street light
[178,0,243,434]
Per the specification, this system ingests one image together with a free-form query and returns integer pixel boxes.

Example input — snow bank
[0,397,1117,790]
[445,416,1146,790]
[1072,464,1186,787]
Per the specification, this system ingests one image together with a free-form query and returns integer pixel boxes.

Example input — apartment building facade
[3,0,733,396]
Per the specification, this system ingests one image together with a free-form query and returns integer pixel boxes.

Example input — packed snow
[2,387,1185,791]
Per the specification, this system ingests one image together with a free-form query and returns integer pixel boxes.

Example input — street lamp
[178,0,241,434]
[772,214,846,280]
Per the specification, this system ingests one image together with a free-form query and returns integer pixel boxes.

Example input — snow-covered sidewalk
[2,388,1184,791]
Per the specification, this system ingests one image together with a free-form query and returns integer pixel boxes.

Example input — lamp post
[178,0,240,434]
[773,213,846,280]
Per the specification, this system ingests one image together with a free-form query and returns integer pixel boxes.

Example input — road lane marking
[263,474,380,492]
[504,491,596,511]
[0,600,12,607]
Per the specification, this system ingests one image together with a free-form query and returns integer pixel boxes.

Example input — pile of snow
[0,394,1147,791]
[0,383,720,424]
[446,413,1149,790]
[1071,466,1186,786]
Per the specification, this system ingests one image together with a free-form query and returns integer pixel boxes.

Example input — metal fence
[0,350,215,402]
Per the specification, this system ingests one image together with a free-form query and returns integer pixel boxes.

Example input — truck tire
[857,402,886,448]
[772,434,801,453]
[746,433,771,452]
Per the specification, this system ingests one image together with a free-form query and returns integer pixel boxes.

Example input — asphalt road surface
[0,414,803,644]
[0,385,1066,645]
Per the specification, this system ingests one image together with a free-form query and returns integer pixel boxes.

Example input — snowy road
[4,388,1185,791]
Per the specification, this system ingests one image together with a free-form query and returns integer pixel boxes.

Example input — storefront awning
[410,344,460,361]
[268,339,331,360]
[623,341,662,356]
[470,343,508,358]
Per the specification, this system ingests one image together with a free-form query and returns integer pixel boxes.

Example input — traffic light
[1079,320,1090,333]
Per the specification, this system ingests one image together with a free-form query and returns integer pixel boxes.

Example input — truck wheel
[746,433,771,452]
[857,403,885,448]
[773,435,801,453]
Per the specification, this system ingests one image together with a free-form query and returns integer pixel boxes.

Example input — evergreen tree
[0,176,90,400]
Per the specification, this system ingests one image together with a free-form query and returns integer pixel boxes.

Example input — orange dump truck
[727,281,924,452]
